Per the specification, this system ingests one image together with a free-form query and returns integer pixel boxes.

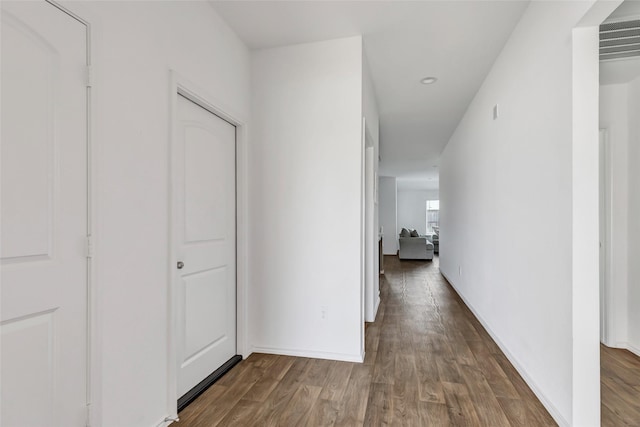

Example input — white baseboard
[627,343,640,357]
[251,345,364,363]
[440,269,570,427]
[153,414,177,427]
[611,342,640,358]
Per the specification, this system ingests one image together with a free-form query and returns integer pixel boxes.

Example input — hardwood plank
[216,399,267,427]
[240,355,296,403]
[334,364,372,426]
[394,353,418,397]
[318,361,354,402]
[372,340,396,384]
[602,373,640,413]
[436,358,462,384]
[305,398,341,427]
[363,322,381,365]
[392,394,420,426]
[185,365,263,426]
[241,377,279,403]
[262,355,296,381]
[459,364,511,427]
[447,329,477,366]
[467,342,519,400]
[418,401,452,426]
[178,255,559,426]
[601,380,640,425]
[601,345,640,426]
[601,400,628,427]
[441,381,483,426]
[244,353,279,370]
[255,358,311,425]
[276,384,322,426]
[497,397,528,426]
[176,384,228,426]
[363,382,394,426]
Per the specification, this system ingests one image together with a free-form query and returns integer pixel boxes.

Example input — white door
[1,2,88,426]
[175,94,237,398]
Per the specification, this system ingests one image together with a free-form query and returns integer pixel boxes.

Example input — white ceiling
[211,1,530,190]
[606,0,640,21]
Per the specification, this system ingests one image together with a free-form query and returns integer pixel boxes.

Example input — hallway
[177,255,555,426]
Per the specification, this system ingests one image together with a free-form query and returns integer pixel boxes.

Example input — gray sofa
[399,236,434,260]
[431,233,439,254]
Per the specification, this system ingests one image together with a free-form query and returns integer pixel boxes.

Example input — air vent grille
[600,19,640,62]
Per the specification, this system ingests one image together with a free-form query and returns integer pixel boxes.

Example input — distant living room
[397,190,439,260]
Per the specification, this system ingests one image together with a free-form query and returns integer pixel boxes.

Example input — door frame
[45,2,106,425]
[599,128,614,345]
[33,1,96,424]
[364,143,376,323]
[167,71,249,418]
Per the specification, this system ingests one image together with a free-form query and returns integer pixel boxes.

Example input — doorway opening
[598,1,640,423]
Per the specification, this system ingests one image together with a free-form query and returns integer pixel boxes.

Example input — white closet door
[175,95,237,398]
[1,1,88,426]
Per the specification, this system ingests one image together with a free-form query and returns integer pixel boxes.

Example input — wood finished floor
[601,345,640,426]
[177,255,640,426]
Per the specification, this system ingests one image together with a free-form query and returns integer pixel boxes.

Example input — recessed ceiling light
[420,77,438,85]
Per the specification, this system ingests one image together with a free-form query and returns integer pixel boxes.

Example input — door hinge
[86,235,94,258]
[85,65,93,88]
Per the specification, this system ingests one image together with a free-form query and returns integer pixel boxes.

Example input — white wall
[599,84,630,347]
[249,37,365,362]
[440,2,599,425]
[363,54,380,154]
[626,76,640,355]
[397,189,439,235]
[59,2,251,426]
[379,176,398,255]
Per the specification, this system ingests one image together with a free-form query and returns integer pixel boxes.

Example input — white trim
[359,117,366,360]
[53,2,105,425]
[252,346,364,363]
[599,128,616,347]
[609,342,640,358]
[47,0,89,26]
[440,270,570,427]
[167,71,250,418]
[572,24,602,426]
[154,415,178,427]
[625,343,640,358]
[45,2,97,425]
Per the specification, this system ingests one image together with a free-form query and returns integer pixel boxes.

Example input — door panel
[1,2,87,426]
[1,5,57,262]
[176,95,236,398]
[184,267,229,359]
[184,126,230,242]
[2,311,56,427]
